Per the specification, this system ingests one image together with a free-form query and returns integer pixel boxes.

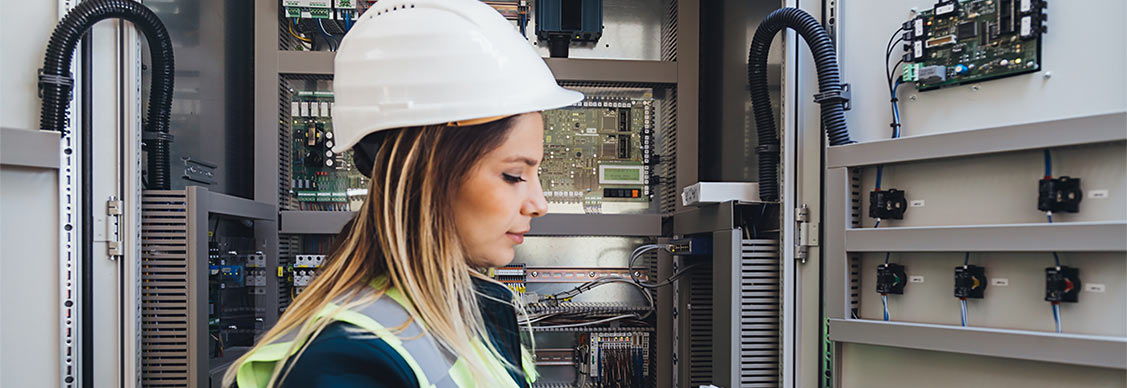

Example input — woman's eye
[502,173,526,183]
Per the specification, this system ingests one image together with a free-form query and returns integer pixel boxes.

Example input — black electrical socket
[1038,176,1082,213]
[869,189,908,220]
[954,265,987,299]
[1045,266,1080,303]
[876,263,907,295]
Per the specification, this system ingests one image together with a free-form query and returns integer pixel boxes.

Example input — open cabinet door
[812,0,1127,387]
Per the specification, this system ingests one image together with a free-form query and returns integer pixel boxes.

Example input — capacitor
[954,64,969,74]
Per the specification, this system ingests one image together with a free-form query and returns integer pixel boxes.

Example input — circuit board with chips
[290,91,368,211]
[903,0,1046,90]
[540,97,654,213]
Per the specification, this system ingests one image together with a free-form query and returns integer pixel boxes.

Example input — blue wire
[1043,149,1052,177]
[964,252,970,266]
[1046,214,1062,266]
[891,80,904,139]
[343,11,351,31]
[317,19,336,51]
[960,299,968,327]
[875,165,884,190]
[884,252,891,264]
[1052,303,1061,333]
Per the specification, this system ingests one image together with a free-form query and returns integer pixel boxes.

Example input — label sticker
[1020,0,1032,13]
[1089,190,1109,199]
[910,200,926,208]
[909,275,925,283]
[1020,16,1032,37]
[300,102,309,117]
[913,41,924,59]
[936,3,955,15]
[291,102,300,117]
[992,278,1009,287]
[1086,284,1106,293]
[914,18,924,37]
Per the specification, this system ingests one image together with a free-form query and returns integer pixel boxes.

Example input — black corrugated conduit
[39,0,175,189]
[748,8,852,202]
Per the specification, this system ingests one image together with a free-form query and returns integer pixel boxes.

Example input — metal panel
[845,221,1127,252]
[140,190,193,387]
[205,190,277,221]
[546,58,677,84]
[277,51,334,75]
[828,319,1127,370]
[672,201,736,235]
[827,112,1127,168]
[0,127,60,169]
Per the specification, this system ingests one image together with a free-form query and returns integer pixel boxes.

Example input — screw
[531,271,539,277]
[633,271,641,277]
[909,95,917,101]
[971,85,981,91]
[1043,71,1052,79]
[589,271,596,278]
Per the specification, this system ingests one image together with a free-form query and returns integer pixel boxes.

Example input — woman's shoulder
[279,321,419,388]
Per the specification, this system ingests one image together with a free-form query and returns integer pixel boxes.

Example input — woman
[223,0,583,386]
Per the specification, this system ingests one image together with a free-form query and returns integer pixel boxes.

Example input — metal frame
[184,187,279,386]
[845,221,1127,252]
[0,127,61,169]
[827,319,1127,370]
[827,112,1127,168]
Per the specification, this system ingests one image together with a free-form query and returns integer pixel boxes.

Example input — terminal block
[1038,176,1082,213]
[869,189,908,220]
[876,263,907,295]
[1045,266,1080,303]
[954,265,987,299]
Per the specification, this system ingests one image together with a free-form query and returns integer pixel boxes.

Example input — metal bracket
[106,197,123,258]
[796,205,819,263]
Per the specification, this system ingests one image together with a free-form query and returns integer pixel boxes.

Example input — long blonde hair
[223,118,524,387]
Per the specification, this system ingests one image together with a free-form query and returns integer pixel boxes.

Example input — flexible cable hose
[40,0,175,189]
[748,8,852,201]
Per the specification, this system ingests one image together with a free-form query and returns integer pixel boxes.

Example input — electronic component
[904,0,1046,90]
[290,91,369,211]
[541,96,654,210]
[491,264,527,294]
[295,254,325,268]
[1038,176,1082,213]
[669,236,712,256]
[877,263,907,295]
[869,189,907,220]
[577,332,651,387]
[680,182,762,207]
[1045,266,1080,303]
[918,65,947,83]
[954,265,987,299]
[535,0,603,57]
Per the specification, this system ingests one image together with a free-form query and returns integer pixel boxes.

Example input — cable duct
[748,7,852,201]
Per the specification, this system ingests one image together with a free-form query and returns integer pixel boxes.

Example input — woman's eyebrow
[502,156,541,166]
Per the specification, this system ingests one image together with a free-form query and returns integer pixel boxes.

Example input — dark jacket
[278,278,526,387]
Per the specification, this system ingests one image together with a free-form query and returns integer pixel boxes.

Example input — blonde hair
[223,119,526,387]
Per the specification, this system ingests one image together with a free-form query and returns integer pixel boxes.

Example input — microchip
[957,22,978,40]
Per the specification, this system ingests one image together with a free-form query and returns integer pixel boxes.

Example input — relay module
[290,91,368,211]
[903,0,1046,90]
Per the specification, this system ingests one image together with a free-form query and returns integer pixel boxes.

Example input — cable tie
[812,83,851,110]
[37,69,75,97]
[755,144,780,154]
[142,131,175,142]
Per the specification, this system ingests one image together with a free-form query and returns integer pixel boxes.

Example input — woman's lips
[506,232,525,244]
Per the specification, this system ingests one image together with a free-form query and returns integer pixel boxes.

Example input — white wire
[531,314,637,330]
[882,295,890,321]
[960,299,968,327]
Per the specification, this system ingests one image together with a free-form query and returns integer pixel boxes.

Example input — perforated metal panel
[685,261,714,386]
[140,191,192,387]
[739,239,781,387]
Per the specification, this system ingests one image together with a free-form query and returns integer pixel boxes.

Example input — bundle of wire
[1043,149,1064,334]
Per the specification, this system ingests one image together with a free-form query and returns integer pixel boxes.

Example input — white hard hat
[330,0,584,154]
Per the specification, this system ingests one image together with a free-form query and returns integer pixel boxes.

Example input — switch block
[1045,266,1080,303]
[877,263,907,295]
[870,189,908,220]
[954,265,987,299]
[1038,176,1082,213]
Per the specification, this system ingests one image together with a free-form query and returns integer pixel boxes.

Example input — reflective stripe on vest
[234,284,531,388]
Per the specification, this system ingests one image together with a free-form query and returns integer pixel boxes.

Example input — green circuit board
[540,97,653,207]
[290,91,367,211]
[905,0,1044,90]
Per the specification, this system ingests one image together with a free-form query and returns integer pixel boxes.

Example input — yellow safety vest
[235,280,537,388]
